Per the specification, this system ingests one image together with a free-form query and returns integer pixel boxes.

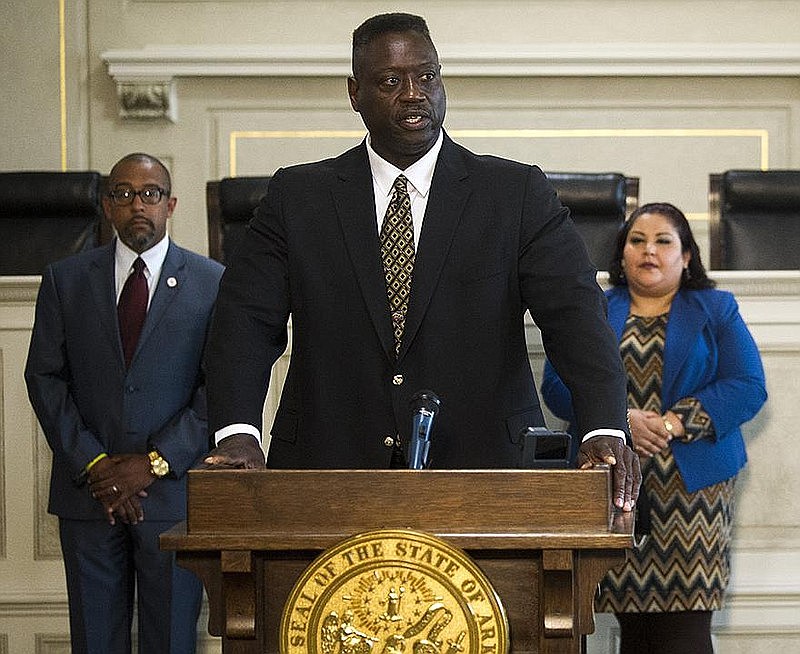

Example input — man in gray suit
[25,153,224,654]
[204,13,640,508]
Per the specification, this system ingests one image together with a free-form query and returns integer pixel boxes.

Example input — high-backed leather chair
[546,172,639,271]
[709,170,800,270]
[206,176,271,264]
[0,171,105,275]
[206,172,639,270]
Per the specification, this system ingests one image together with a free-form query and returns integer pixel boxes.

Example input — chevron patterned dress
[596,313,735,613]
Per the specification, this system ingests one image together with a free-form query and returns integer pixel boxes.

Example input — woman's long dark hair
[607,202,715,290]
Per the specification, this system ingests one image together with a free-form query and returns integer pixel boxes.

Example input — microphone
[407,390,441,470]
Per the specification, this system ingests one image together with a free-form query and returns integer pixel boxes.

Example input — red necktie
[117,257,148,368]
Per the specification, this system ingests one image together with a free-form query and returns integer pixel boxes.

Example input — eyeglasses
[107,186,169,206]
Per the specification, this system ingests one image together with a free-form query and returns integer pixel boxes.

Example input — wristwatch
[148,450,170,478]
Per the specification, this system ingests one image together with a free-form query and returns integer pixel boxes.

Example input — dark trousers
[616,611,714,654]
[59,518,202,654]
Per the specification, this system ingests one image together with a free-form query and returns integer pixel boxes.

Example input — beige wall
[2,1,800,652]
[4,1,800,252]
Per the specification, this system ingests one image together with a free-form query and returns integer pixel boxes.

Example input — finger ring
[112,485,119,493]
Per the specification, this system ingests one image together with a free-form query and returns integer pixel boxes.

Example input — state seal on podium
[280,528,509,653]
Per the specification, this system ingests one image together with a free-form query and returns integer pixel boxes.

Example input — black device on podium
[518,427,572,469]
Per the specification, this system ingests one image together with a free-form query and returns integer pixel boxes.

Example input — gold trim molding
[228,128,769,177]
[58,0,67,169]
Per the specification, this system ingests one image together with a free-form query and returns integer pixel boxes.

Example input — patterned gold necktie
[380,175,415,355]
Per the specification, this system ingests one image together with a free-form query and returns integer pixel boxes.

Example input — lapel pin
[167,277,177,288]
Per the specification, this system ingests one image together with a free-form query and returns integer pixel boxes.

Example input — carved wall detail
[116,81,176,121]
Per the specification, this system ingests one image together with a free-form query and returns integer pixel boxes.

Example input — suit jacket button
[392,374,404,385]
[383,436,395,448]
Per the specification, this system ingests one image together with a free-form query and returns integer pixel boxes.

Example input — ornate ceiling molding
[101,43,800,120]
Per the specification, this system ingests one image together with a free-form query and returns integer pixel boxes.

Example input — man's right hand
[202,433,266,469]
[111,494,146,526]
[577,435,641,512]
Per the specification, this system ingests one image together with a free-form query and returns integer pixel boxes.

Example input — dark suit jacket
[207,133,628,468]
[25,239,224,520]
[542,286,767,492]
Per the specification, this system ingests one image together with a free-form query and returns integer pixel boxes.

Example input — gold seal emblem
[280,528,508,653]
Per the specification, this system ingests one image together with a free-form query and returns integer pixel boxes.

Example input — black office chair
[0,171,105,275]
[546,172,639,271]
[206,176,271,264]
[709,170,800,270]
[206,172,639,270]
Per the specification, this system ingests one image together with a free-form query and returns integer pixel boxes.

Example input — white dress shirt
[115,235,169,308]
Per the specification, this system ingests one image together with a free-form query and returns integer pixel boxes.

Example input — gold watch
[148,450,170,478]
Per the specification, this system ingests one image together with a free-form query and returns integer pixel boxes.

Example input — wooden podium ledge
[162,468,634,551]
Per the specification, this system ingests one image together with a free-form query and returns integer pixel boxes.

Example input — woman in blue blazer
[542,203,766,654]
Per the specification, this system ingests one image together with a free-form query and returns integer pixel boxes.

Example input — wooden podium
[161,468,634,654]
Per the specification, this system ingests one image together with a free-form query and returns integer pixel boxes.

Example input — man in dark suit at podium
[204,13,640,509]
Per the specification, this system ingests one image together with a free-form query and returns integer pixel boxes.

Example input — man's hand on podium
[577,436,641,512]
[202,433,266,469]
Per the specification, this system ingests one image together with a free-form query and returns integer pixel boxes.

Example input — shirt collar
[115,235,170,277]
[366,130,444,199]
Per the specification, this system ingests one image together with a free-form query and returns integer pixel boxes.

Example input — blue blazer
[542,286,767,492]
[25,240,224,520]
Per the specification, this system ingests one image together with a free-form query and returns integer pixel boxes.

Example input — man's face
[102,159,176,253]
[348,29,446,170]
